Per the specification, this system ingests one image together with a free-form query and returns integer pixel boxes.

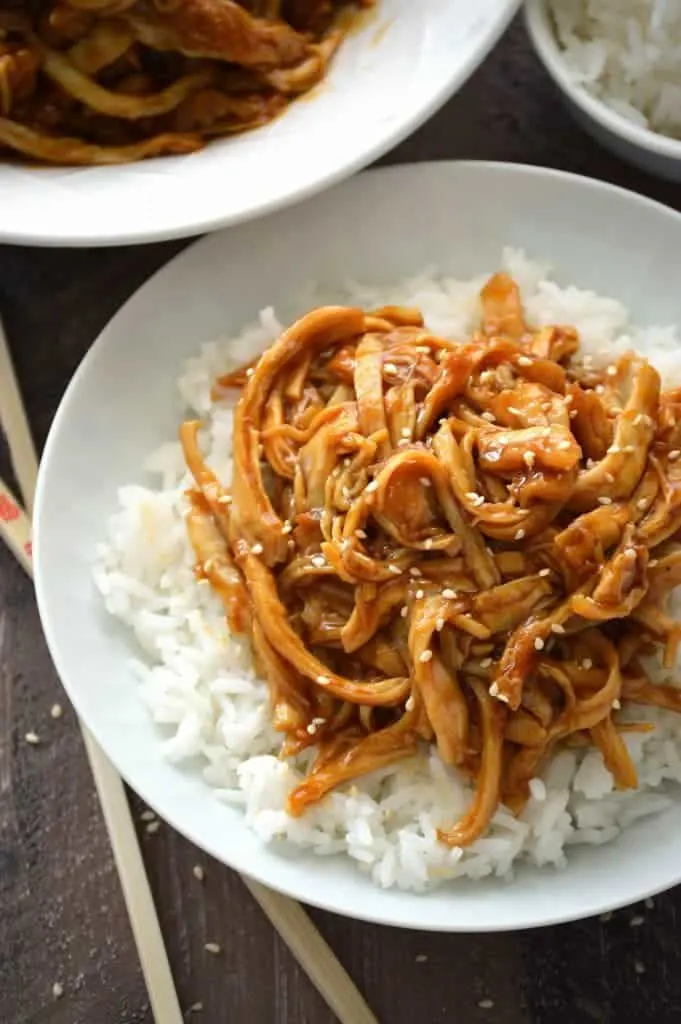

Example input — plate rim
[34,159,681,931]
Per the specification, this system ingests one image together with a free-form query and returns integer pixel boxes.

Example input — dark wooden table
[3,15,681,1024]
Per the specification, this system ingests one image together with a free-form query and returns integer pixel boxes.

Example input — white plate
[0,0,519,247]
[34,162,681,931]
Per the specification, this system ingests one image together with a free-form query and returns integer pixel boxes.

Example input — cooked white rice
[550,0,681,138]
[94,248,681,891]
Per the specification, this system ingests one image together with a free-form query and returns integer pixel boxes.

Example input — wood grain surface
[3,16,681,1024]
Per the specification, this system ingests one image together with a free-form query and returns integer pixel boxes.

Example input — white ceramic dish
[0,0,519,248]
[34,161,681,931]
[525,0,681,182]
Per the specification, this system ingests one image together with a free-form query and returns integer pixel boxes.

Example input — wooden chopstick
[0,318,378,1024]
[0,329,184,1024]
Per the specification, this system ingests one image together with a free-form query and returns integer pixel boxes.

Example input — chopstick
[0,327,184,1024]
[0,485,184,1023]
[0,319,378,1024]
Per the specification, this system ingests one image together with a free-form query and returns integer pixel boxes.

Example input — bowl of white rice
[525,0,681,181]
[33,161,681,931]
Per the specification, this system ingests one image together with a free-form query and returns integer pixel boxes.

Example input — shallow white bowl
[0,0,519,247]
[525,0,681,182]
[34,162,681,931]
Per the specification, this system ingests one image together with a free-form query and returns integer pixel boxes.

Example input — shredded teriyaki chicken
[180,273,681,848]
[0,0,372,165]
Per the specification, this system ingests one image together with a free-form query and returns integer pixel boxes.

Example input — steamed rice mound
[550,0,681,138]
[94,249,681,892]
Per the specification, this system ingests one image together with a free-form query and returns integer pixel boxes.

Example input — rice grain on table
[94,247,681,893]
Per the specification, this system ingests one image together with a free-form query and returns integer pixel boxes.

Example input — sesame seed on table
[3,14,681,1024]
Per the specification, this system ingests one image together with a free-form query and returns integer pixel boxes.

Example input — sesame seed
[534,637,545,651]
[523,451,536,469]
[508,406,521,415]
[52,982,64,1000]
[50,704,63,719]
[405,696,415,712]
[204,942,222,954]
[570,409,578,419]
[649,558,659,568]
[582,658,593,670]
[564,394,574,406]
[489,682,499,697]
[551,624,565,634]
[25,732,39,745]
[140,810,156,822]
[306,723,318,735]
[415,589,425,600]
[517,356,532,367]
[670,450,681,461]
[608,445,621,454]
[401,427,411,438]
[557,439,572,450]
[442,588,456,600]
[384,362,398,374]
[480,658,492,669]
[317,675,330,685]
[400,606,409,618]
[478,999,494,1010]
[424,538,433,550]
[419,650,433,664]
[311,554,326,567]
[637,498,648,510]
[645,897,654,909]
[388,565,402,575]
[595,385,605,396]
[634,961,646,976]
[415,954,428,963]
[409,566,422,577]
[606,365,618,377]
[188,1004,204,1014]
[203,559,214,573]
[514,528,525,540]
[586,458,596,469]
[281,522,293,534]
[598,496,612,505]
[630,915,644,928]
[538,568,551,577]
[146,820,161,835]
[624,444,636,453]
[436,617,445,631]
[481,411,496,422]
[218,494,232,504]
[250,543,264,555]
[634,414,645,426]
[365,480,378,494]
[604,472,614,483]
[355,529,367,539]
[288,539,296,550]
[312,717,326,727]
[193,865,205,881]
[465,492,485,507]
[612,699,621,710]
[420,477,432,488]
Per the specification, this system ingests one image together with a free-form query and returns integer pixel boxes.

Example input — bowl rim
[0,0,522,248]
[524,0,681,160]
[33,159,681,931]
